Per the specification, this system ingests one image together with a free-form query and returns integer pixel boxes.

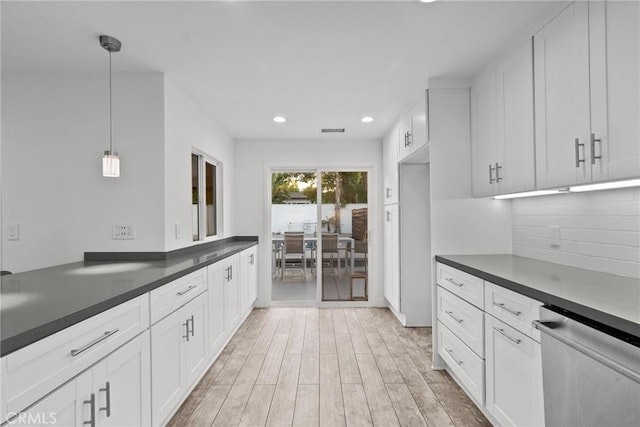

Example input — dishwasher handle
[533,320,640,384]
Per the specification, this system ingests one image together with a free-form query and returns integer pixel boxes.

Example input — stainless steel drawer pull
[84,393,96,427]
[533,320,640,383]
[99,382,111,417]
[71,329,119,356]
[445,310,464,323]
[177,284,197,296]
[445,348,464,366]
[445,277,464,287]
[493,302,521,316]
[493,327,522,344]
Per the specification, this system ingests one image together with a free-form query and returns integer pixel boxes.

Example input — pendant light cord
[109,50,113,154]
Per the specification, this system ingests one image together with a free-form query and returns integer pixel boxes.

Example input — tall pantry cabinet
[383,92,432,326]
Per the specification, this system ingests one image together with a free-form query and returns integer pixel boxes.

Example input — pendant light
[100,35,122,177]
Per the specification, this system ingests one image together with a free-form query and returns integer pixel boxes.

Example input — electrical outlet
[8,224,20,241]
[550,226,560,247]
[112,224,135,240]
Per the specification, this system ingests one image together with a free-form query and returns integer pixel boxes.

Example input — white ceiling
[1,1,568,140]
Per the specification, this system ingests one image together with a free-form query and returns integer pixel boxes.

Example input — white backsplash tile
[512,187,640,279]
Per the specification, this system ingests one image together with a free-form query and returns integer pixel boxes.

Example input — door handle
[99,382,111,417]
[183,319,190,342]
[591,133,602,164]
[495,162,502,182]
[84,393,96,427]
[489,164,496,184]
[575,138,585,167]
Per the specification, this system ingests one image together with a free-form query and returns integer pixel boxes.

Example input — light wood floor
[168,308,490,427]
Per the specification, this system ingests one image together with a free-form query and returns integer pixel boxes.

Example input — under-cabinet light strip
[492,179,640,199]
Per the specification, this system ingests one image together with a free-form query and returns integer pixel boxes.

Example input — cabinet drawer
[2,294,149,419]
[437,263,484,309]
[485,282,542,341]
[438,321,485,405]
[437,286,484,357]
[150,269,206,325]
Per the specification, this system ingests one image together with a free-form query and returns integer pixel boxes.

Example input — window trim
[192,149,223,242]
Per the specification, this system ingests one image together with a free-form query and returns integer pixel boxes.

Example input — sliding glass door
[269,169,369,303]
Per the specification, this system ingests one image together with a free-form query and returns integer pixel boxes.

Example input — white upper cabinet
[471,39,535,197]
[588,0,640,182]
[398,91,429,162]
[383,123,400,205]
[534,0,639,188]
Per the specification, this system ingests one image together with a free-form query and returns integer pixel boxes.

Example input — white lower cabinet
[435,262,544,427]
[485,315,544,427]
[151,291,208,426]
[17,331,151,427]
[239,246,258,314]
[383,204,400,313]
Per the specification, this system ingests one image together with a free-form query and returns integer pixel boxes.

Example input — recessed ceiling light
[361,116,374,123]
[273,116,286,123]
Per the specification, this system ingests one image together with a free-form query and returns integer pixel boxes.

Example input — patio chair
[321,233,341,276]
[282,232,307,279]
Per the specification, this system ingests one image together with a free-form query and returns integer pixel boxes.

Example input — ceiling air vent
[321,128,346,133]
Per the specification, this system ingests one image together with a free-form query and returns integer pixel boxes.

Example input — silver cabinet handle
[404,132,409,147]
[591,133,602,164]
[445,277,464,287]
[407,132,413,146]
[493,302,521,317]
[84,393,96,427]
[189,315,195,337]
[575,138,585,167]
[71,329,119,356]
[489,164,496,184]
[445,348,464,366]
[225,266,230,281]
[386,211,391,222]
[532,320,640,383]
[177,284,197,296]
[493,327,521,345]
[495,162,502,182]
[250,254,255,265]
[385,187,391,199]
[183,319,190,342]
[445,310,464,323]
[99,382,111,417]
[230,265,233,281]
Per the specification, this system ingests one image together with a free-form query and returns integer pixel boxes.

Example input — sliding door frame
[264,162,379,308]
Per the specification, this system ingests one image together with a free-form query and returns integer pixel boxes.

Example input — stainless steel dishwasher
[533,306,640,427]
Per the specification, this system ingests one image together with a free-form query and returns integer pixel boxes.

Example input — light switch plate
[550,226,560,247]
[8,224,19,240]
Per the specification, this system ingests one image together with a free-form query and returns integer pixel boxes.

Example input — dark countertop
[436,254,640,338]
[1,237,258,357]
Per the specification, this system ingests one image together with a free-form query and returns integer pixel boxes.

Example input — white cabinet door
[207,261,226,358]
[500,39,535,194]
[589,0,640,182]
[18,380,84,427]
[383,124,400,205]
[150,306,188,426]
[183,292,208,387]
[94,331,151,427]
[410,93,428,154]
[223,256,240,330]
[398,113,413,162]
[534,1,592,188]
[471,67,499,197]
[239,247,258,313]
[485,315,544,427]
[383,204,400,312]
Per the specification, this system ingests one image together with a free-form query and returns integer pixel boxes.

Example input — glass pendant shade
[103,150,120,177]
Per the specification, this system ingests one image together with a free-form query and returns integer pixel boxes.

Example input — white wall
[512,187,640,279]
[2,72,165,272]
[163,76,236,251]
[234,139,382,306]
